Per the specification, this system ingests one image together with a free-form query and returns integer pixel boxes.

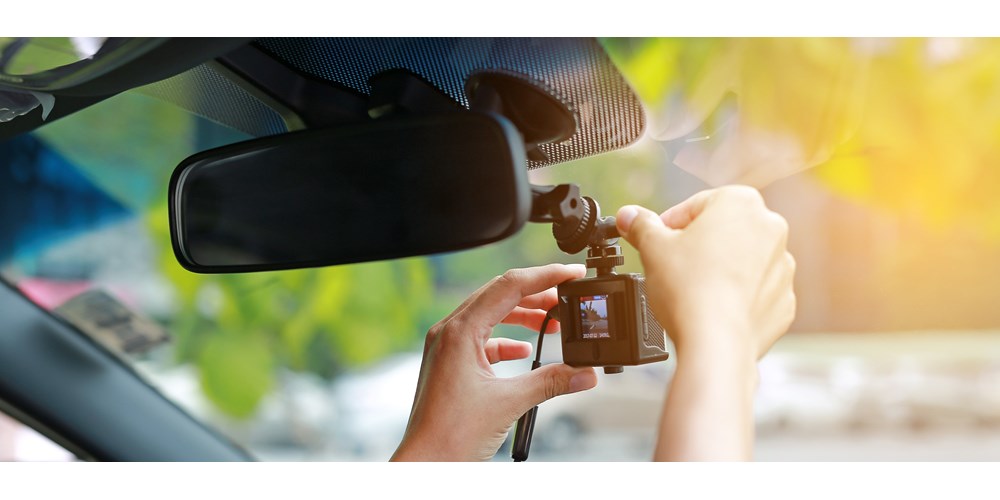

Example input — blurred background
[3,37,1000,461]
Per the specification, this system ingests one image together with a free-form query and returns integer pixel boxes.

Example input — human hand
[616,186,795,460]
[616,185,795,362]
[390,264,599,461]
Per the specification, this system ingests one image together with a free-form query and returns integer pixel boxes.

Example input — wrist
[392,426,481,462]
[391,436,446,462]
[670,314,759,393]
[391,424,447,461]
[671,306,753,357]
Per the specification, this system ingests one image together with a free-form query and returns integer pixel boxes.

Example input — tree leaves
[147,205,434,417]
[197,333,274,418]
[604,38,1000,239]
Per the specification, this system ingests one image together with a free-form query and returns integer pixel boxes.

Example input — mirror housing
[169,112,530,273]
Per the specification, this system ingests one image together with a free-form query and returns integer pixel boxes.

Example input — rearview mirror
[169,112,530,273]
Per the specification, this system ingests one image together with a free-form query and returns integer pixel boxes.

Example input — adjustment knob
[553,197,595,254]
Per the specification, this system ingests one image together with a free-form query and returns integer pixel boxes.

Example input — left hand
[391,264,599,461]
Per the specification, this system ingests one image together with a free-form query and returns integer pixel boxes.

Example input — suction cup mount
[466,70,577,162]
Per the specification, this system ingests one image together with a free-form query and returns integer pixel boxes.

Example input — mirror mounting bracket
[366,68,578,165]
[466,70,577,162]
[367,69,464,119]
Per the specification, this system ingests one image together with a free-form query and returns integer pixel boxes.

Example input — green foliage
[0,37,77,75]
[603,38,1000,240]
[148,203,435,416]
[32,89,442,418]
[197,333,274,419]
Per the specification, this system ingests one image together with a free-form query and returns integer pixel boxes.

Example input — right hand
[615,185,795,362]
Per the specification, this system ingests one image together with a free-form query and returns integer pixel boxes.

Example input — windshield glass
[3,37,1000,461]
[0,38,109,76]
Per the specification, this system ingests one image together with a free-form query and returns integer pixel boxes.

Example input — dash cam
[529,184,669,374]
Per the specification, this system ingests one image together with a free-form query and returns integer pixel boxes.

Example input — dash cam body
[557,272,669,373]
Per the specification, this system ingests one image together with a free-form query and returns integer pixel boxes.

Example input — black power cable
[511,307,558,462]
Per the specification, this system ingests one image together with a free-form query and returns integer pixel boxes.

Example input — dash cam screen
[579,295,611,339]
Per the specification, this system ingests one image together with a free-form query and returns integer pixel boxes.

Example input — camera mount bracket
[529,183,621,268]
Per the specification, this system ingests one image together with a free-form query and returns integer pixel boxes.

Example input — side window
[0,411,74,462]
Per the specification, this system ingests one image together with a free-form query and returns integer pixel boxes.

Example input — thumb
[505,364,598,415]
[616,204,672,254]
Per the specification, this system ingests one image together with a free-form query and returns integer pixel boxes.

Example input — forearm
[653,328,759,461]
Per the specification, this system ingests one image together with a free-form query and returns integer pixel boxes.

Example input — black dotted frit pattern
[254,38,645,169]
[139,64,287,138]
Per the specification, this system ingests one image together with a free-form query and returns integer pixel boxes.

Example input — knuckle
[760,212,789,246]
[425,322,444,345]
[424,324,445,353]
[497,269,522,288]
[439,319,465,341]
[627,225,647,248]
[425,324,442,342]
[723,185,765,206]
[543,371,566,401]
[487,274,504,289]
[769,211,789,235]
[628,218,666,251]
[785,252,797,274]
[630,214,653,235]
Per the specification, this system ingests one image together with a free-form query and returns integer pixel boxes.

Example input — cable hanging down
[511,307,557,462]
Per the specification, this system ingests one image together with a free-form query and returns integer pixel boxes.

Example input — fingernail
[616,206,638,234]
[569,372,595,393]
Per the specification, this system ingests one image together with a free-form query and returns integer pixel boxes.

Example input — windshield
[3,37,1000,461]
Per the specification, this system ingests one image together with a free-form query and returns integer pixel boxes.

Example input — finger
[518,288,559,311]
[616,204,672,254]
[659,189,719,230]
[484,338,533,364]
[434,280,495,327]
[502,307,561,333]
[502,364,598,416]
[457,263,586,335]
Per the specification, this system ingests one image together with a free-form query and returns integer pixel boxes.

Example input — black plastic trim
[0,38,253,141]
[218,43,369,129]
[0,277,253,461]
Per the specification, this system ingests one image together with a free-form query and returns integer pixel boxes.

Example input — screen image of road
[579,295,610,339]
